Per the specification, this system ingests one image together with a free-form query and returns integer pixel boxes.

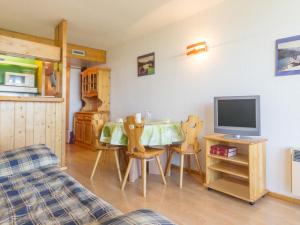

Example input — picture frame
[137,52,155,77]
[276,35,300,76]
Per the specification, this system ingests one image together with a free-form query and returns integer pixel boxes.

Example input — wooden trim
[67,43,106,63]
[0,27,106,64]
[0,35,60,61]
[268,192,300,205]
[66,66,70,133]
[205,134,268,145]
[0,96,64,102]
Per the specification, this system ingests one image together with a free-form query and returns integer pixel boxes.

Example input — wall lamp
[186,41,208,56]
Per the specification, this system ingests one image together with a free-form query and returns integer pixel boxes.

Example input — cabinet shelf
[205,177,250,202]
[208,162,249,179]
[208,154,249,166]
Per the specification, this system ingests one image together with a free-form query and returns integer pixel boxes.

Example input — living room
[0,0,299,224]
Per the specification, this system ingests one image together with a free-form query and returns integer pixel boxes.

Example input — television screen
[214,96,260,137]
[218,99,256,128]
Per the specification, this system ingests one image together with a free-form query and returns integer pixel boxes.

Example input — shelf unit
[205,134,268,204]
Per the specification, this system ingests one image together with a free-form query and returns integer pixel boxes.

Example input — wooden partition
[0,100,65,166]
[0,20,68,167]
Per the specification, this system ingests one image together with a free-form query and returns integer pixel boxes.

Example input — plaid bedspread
[0,165,121,225]
[0,145,176,225]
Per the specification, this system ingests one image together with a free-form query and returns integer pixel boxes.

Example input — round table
[100,121,184,146]
[100,121,184,182]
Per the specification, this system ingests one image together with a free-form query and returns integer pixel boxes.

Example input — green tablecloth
[100,121,184,146]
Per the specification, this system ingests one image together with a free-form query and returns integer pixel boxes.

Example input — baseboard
[268,192,300,205]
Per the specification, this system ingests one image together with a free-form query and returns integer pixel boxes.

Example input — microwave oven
[4,72,35,87]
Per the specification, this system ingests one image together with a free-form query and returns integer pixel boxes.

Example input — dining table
[100,120,184,182]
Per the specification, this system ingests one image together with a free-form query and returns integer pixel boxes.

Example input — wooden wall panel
[46,103,56,150]
[0,101,65,166]
[33,103,46,144]
[0,102,14,151]
[25,102,34,146]
[14,103,26,148]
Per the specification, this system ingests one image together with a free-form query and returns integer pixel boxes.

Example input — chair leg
[90,150,102,180]
[165,151,174,176]
[114,150,123,183]
[187,155,191,174]
[141,159,147,197]
[179,154,184,188]
[155,155,167,185]
[194,153,204,180]
[121,158,133,190]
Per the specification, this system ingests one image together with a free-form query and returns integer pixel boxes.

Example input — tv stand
[204,134,268,204]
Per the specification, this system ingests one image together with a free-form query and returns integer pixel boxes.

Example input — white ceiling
[0,0,224,49]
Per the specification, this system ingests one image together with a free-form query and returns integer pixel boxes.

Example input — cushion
[102,209,177,225]
[0,144,58,178]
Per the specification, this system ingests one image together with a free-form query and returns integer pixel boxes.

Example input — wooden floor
[66,144,300,225]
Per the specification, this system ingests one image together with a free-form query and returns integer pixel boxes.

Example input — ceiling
[0,0,224,49]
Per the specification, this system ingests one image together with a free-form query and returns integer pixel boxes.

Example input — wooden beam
[0,35,60,61]
[0,28,106,64]
[67,43,106,63]
[55,20,68,167]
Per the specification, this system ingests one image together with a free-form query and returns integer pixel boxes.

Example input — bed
[0,145,175,225]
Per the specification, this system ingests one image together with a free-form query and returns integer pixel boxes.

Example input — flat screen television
[214,95,261,138]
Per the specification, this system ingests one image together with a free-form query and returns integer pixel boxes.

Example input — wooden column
[54,20,68,167]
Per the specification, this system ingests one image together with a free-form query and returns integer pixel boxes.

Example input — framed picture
[276,35,300,76]
[137,52,155,77]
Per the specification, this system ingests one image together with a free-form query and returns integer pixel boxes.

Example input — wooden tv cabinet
[204,134,268,204]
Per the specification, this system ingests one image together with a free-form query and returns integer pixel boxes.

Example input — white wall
[68,67,82,139]
[108,0,300,198]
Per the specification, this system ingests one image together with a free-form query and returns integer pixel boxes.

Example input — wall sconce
[186,41,208,56]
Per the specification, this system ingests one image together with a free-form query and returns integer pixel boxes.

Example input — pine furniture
[205,134,268,204]
[90,116,123,182]
[165,115,204,188]
[81,67,110,112]
[121,116,167,197]
[74,111,109,148]
[74,67,111,148]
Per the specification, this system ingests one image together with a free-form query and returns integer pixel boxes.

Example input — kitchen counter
[0,96,64,102]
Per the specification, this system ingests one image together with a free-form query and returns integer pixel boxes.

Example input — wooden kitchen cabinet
[74,111,109,149]
[81,67,110,112]
[74,67,111,149]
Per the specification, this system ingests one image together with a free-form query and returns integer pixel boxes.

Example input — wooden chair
[90,117,123,183]
[121,116,166,197]
[165,115,204,188]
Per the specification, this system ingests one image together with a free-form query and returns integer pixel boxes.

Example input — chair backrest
[180,115,203,152]
[92,115,104,147]
[123,115,145,154]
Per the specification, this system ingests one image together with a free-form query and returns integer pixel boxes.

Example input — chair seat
[128,147,165,159]
[95,144,121,151]
[170,144,200,154]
